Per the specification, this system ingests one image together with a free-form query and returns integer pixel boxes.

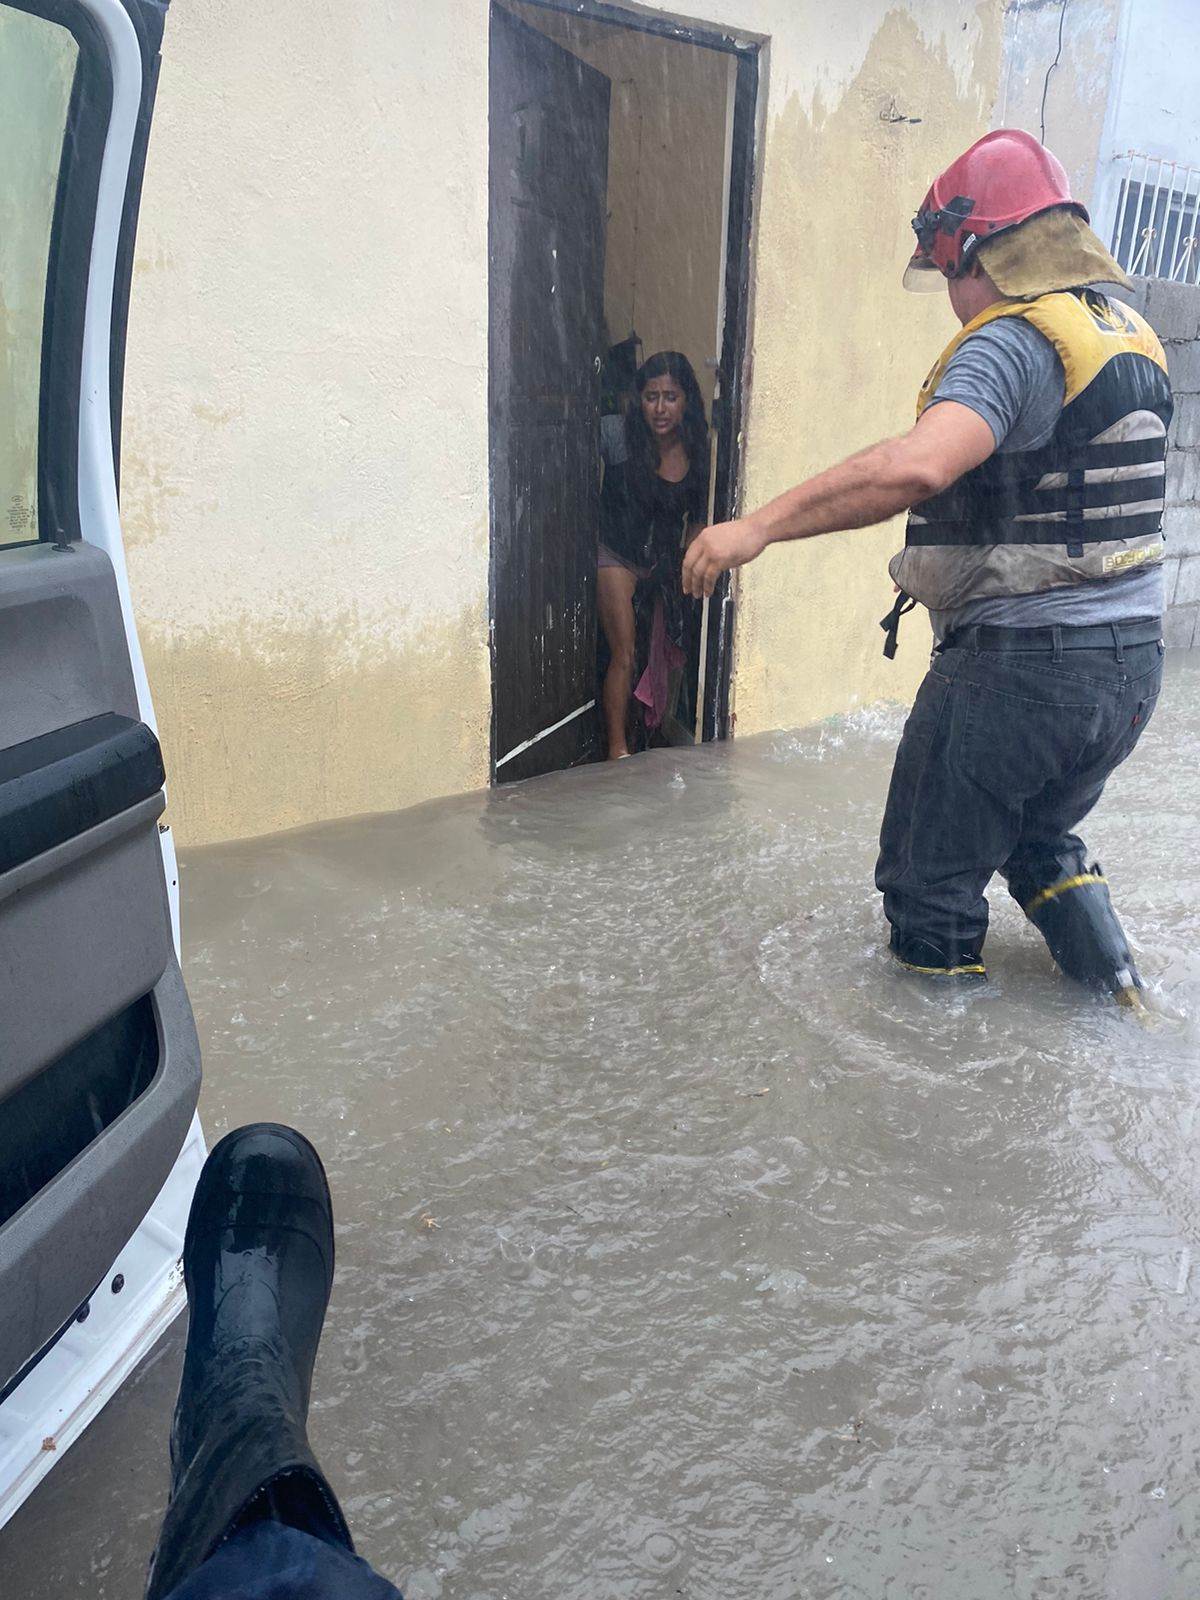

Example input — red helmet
[904,128,1088,291]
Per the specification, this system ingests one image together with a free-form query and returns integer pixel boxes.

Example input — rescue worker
[682,130,1171,1002]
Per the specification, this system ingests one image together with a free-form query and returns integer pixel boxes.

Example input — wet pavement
[5,652,1200,1600]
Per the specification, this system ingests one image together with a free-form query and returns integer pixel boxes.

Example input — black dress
[599,454,706,653]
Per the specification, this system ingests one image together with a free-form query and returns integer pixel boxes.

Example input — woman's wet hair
[624,350,710,499]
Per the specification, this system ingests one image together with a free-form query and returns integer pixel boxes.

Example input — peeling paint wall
[655,0,1006,741]
[998,0,1200,244]
[996,0,1122,207]
[993,0,1200,647]
[123,0,1006,845]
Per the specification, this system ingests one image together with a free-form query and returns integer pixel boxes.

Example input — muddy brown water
[5,654,1200,1599]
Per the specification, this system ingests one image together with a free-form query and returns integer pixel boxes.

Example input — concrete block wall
[1121,277,1200,647]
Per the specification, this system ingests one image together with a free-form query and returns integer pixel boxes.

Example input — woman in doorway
[597,350,711,760]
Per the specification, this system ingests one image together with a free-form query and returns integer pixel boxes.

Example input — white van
[0,0,204,1524]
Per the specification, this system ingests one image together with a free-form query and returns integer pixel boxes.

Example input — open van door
[0,0,203,1523]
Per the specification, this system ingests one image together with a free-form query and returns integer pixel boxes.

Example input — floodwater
[6,653,1200,1600]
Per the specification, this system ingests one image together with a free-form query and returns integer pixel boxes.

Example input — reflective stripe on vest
[889,290,1173,615]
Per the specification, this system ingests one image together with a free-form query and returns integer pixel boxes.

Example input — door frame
[487,3,612,784]
[487,0,760,769]
[8,1,170,736]
[8,0,180,930]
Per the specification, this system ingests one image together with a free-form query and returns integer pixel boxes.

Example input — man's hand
[682,516,769,598]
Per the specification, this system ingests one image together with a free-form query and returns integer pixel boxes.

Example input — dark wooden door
[488,5,610,783]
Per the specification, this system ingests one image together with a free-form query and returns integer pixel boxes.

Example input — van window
[0,7,78,546]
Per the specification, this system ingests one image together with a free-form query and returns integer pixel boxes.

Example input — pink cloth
[634,597,685,731]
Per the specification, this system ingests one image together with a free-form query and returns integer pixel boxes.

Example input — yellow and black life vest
[883,289,1172,654]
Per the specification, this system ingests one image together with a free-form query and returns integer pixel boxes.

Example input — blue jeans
[162,1522,402,1599]
[876,620,1163,961]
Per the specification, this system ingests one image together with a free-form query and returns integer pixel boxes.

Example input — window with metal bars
[1109,151,1200,285]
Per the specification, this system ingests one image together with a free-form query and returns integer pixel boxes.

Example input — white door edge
[0,1116,206,1530]
[72,0,181,940]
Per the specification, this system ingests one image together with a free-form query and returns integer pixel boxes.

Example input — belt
[940,617,1162,654]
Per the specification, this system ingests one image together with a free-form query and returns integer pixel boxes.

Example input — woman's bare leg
[597,565,638,760]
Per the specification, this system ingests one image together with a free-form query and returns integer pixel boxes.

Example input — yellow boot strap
[1022,873,1107,917]
[894,957,988,978]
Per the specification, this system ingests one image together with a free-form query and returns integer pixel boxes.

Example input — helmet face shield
[902,254,948,292]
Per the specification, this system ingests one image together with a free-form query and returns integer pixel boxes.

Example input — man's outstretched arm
[682,400,996,599]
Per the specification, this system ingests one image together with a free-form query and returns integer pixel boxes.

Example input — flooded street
[7,653,1200,1600]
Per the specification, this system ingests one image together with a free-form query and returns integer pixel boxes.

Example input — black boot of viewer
[145,1124,351,1600]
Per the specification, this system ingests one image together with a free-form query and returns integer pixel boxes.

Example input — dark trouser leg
[876,649,1017,972]
[1000,642,1162,994]
[1000,779,1141,994]
[876,634,1161,978]
[161,1523,402,1599]
[1002,786,1101,913]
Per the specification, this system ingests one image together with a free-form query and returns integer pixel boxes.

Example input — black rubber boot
[889,925,987,980]
[145,1124,351,1600]
[1013,863,1144,1005]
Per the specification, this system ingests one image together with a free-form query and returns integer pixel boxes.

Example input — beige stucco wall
[123,0,494,846]
[123,0,1005,846]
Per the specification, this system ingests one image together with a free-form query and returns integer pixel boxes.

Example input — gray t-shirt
[600,411,626,464]
[924,316,1163,637]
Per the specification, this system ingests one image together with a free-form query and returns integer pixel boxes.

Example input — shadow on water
[5,655,1200,1599]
